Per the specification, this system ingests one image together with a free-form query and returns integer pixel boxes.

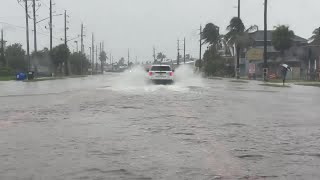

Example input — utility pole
[153,46,156,62]
[184,37,186,64]
[1,29,6,67]
[81,23,84,54]
[263,0,268,81]
[64,10,67,45]
[112,56,113,71]
[25,0,31,72]
[238,0,241,18]
[49,0,52,52]
[177,39,180,65]
[92,33,94,71]
[96,45,98,71]
[128,48,130,65]
[89,47,92,75]
[32,0,37,53]
[199,25,202,69]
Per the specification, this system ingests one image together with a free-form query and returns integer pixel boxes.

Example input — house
[243,30,308,79]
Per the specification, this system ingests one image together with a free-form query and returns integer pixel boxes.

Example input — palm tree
[156,52,166,62]
[99,51,107,73]
[309,27,320,45]
[202,23,220,46]
[272,25,295,58]
[225,17,258,79]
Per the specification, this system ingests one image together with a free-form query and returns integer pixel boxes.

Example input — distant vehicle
[147,64,174,84]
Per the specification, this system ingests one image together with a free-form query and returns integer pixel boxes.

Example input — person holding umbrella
[281,64,292,86]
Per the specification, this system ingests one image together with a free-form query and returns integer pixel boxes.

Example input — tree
[118,57,125,66]
[202,23,220,46]
[309,27,320,45]
[99,51,107,73]
[51,44,70,75]
[272,25,294,57]
[5,43,27,72]
[202,46,232,77]
[156,52,166,62]
[225,17,258,78]
[69,52,90,75]
[31,47,51,69]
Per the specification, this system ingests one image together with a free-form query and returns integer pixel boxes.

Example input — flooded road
[1,68,320,180]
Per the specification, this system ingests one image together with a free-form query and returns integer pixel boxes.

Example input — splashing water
[108,65,204,93]
[173,65,204,88]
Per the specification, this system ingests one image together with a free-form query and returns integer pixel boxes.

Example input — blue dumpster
[16,72,27,81]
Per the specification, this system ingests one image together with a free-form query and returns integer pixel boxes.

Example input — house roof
[249,30,307,43]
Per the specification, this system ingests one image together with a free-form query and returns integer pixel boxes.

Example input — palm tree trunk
[236,45,240,79]
[101,61,104,74]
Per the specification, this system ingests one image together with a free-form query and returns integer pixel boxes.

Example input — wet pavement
[1,69,320,180]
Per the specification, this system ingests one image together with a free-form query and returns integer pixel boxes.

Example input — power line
[0,21,25,29]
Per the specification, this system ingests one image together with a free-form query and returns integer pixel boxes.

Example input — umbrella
[281,64,292,71]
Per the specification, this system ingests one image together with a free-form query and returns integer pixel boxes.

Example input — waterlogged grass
[230,80,249,83]
[260,83,290,88]
[296,83,320,87]
[0,76,15,81]
[24,75,87,82]
[208,77,223,80]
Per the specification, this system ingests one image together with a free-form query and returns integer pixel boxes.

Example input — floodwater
[0,66,320,180]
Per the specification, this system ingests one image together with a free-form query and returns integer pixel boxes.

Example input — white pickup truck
[147,64,174,84]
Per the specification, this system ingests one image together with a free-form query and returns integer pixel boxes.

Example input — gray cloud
[1,0,319,61]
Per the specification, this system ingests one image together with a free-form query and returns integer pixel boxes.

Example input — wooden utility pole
[263,0,268,81]
[25,0,31,71]
[238,0,241,18]
[32,0,37,53]
[128,48,130,65]
[81,23,84,54]
[92,33,94,71]
[89,47,92,75]
[199,25,202,69]
[64,10,67,45]
[49,0,52,51]
[96,45,98,71]
[1,29,6,67]
[183,37,186,64]
[153,46,156,62]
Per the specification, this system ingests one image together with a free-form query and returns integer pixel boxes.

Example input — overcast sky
[1,0,320,61]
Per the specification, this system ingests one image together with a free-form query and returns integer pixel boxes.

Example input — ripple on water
[221,123,248,127]
[236,154,265,161]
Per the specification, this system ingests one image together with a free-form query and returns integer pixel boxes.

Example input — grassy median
[0,76,15,81]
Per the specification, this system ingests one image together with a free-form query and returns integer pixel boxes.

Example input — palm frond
[246,25,259,33]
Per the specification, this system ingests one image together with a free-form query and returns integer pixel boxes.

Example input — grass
[260,83,290,88]
[208,77,223,80]
[230,80,249,83]
[296,83,320,87]
[0,76,15,81]
[24,75,88,82]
